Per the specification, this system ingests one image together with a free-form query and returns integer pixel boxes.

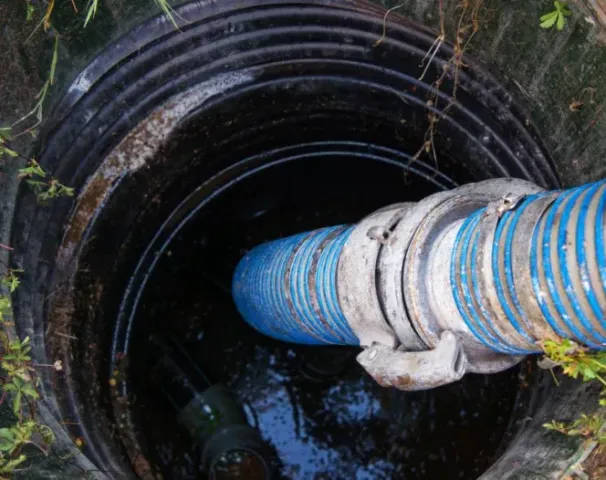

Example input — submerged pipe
[232,179,606,390]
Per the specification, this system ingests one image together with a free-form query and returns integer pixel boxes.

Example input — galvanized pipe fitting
[232,179,606,390]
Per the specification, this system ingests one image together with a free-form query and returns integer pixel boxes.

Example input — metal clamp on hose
[356,331,467,391]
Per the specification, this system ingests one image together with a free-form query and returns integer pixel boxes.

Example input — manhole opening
[9,2,566,478]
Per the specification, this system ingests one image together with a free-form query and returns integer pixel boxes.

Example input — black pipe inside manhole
[10,1,597,479]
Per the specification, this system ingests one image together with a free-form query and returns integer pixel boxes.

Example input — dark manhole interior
[123,156,529,479]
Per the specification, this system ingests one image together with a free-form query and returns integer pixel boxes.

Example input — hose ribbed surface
[452,210,534,354]
[452,180,606,352]
[232,226,358,345]
[530,181,606,349]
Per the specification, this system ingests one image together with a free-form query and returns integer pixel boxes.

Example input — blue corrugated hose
[232,225,359,345]
[452,180,606,352]
[233,181,606,353]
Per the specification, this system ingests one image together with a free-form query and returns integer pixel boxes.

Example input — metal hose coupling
[232,178,606,391]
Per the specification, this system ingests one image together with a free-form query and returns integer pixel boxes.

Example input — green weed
[18,160,74,202]
[0,1,182,475]
[540,1,572,31]
[541,339,606,443]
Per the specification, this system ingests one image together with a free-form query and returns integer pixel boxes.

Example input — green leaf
[26,2,35,21]
[1,271,22,293]
[582,367,596,379]
[0,431,15,452]
[60,185,75,197]
[3,147,18,158]
[38,425,55,445]
[154,0,179,29]
[21,383,39,399]
[2,383,16,393]
[18,160,46,179]
[0,454,27,472]
[12,391,21,417]
[540,12,559,28]
[556,13,565,30]
[84,0,99,28]
[0,297,10,306]
[543,421,564,431]
[540,11,558,22]
[49,35,59,86]
[7,454,26,471]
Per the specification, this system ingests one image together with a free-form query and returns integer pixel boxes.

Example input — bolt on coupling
[232,179,606,390]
